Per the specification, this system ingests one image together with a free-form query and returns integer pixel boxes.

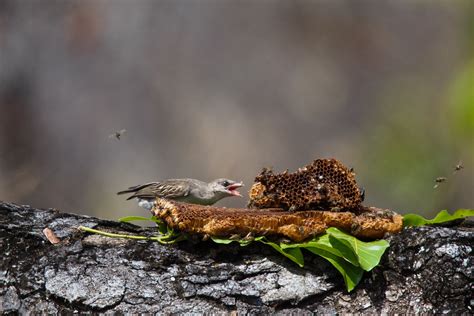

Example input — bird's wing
[155,179,191,198]
[120,180,191,200]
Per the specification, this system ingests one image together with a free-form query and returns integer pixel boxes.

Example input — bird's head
[209,178,244,198]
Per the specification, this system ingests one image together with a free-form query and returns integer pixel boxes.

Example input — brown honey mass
[248,158,363,211]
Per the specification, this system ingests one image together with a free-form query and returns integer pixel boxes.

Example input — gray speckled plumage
[117,178,243,209]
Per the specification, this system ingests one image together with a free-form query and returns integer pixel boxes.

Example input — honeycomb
[152,198,403,242]
[248,158,363,212]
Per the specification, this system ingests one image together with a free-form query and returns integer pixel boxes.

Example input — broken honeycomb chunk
[152,198,403,242]
[248,158,363,211]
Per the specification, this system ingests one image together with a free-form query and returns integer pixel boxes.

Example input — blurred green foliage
[358,63,474,217]
[448,59,474,151]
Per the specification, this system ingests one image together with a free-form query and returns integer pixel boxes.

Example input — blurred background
[0,0,473,220]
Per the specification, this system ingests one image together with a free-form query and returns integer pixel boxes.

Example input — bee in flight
[109,129,127,140]
[433,177,447,189]
[453,161,464,174]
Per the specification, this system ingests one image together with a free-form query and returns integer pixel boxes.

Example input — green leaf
[328,235,360,266]
[274,232,368,292]
[281,229,389,272]
[258,239,305,267]
[306,247,364,292]
[238,239,254,247]
[326,228,389,271]
[281,234,360,267]
[157,234,186,244]
[159,226,179,240]
[210,236,304,266]
[402,214,430,227]
[118,216,154,222]
[403,209,474,227]
[118,215,168,234]
[210,237,234,244]
[210,236,254,247]
[156,221,168,235]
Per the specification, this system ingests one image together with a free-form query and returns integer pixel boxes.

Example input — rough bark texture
[0,202,472,314]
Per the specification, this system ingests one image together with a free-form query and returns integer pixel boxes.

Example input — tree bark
[0,202,472,314]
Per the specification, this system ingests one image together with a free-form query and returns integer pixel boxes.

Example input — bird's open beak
[226,182,244,197]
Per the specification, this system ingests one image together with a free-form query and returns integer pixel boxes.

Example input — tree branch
[0,202,472,314]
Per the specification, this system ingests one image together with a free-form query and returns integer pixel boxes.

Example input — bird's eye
[222,181,229,187]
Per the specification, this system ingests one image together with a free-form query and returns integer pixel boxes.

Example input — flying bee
[433,177,447,189]
[453,161,464,174]
[109,129,127,140]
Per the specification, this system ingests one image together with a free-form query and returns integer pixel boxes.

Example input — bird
[117,178,244,211]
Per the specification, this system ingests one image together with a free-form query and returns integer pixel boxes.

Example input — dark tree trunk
[0,202,472,314]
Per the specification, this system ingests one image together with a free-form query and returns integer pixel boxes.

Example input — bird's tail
[117,183,155,200]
